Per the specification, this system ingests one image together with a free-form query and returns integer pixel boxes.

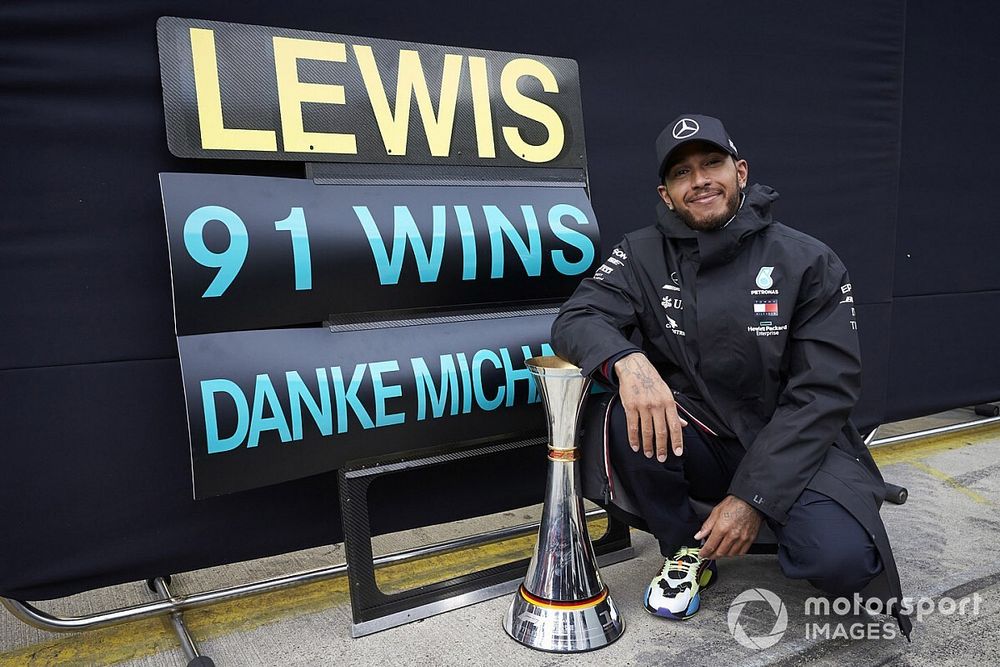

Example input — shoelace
[663,546,703,576]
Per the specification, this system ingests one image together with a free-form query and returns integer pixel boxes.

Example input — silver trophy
[503,356,625,652]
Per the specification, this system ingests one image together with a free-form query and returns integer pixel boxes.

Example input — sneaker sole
[643,591,701,620]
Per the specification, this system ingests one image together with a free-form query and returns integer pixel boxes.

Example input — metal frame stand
[865,426,909,505]
[147,576,215,667]
[338,435,633,637]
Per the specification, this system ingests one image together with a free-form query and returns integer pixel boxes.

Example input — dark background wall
[2,0,997,599]
[888,1,1000,419]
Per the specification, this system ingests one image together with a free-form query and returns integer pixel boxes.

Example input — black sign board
[157,17,586,167]
[161,173,600,335]
[181,315,561,498]
[157,17,600,498]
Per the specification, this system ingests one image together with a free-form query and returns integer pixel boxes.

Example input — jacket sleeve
[550,240,644,386]
[727,252,861,524]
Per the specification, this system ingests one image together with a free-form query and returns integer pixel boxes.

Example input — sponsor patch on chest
[753,300,778,317]
[750,266,779,296]
[661,297,686,336]
[749,299,786,337]
[748,322,788,337]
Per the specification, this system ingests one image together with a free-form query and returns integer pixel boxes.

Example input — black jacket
[551,184,910,636]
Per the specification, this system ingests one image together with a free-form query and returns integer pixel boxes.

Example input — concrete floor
[2,407,999,666]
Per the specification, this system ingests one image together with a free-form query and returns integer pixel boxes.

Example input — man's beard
[676,188,742,232]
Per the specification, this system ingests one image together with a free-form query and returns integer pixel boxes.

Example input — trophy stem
[502,356,625,652]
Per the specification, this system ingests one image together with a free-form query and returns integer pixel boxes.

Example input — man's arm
[727,252,862,525]
[551,242,644,382]
[551,241,686,461]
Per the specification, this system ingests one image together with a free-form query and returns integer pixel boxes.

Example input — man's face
[657,141,749,232]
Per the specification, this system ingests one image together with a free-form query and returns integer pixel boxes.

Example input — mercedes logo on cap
[672,118,700,139]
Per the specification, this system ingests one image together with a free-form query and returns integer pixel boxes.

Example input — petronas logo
[755,266,774,290]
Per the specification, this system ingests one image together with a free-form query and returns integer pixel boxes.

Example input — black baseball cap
[656,114,739,180]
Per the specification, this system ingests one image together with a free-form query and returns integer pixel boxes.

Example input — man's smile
[687,190,723,206]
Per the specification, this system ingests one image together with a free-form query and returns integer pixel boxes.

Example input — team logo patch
[754,300,778,317]
[755,266,775,289]
[672,118,699,139]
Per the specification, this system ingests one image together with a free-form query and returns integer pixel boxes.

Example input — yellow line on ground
[871,421,998,505]
[907,461,992,504]
[870,422,999,466]
[0,518,605,667]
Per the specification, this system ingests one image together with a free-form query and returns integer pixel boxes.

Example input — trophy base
[503,585,625,653]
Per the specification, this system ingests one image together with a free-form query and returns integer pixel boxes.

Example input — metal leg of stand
[864,426,909,504]
[149,577,215,667]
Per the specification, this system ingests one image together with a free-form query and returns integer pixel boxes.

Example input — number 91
[182,206,311,297]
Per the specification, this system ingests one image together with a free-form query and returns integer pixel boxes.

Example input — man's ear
[657,185,674,211]
[735,159,749,189]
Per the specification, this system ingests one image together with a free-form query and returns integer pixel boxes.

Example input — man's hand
[696,495,762,558]
[613,352,687,462]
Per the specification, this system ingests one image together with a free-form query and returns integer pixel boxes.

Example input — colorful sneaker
[643,546,717,620]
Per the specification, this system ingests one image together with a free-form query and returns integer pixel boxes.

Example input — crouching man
[551,114,910,637]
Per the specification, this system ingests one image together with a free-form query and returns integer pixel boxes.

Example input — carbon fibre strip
[326,305,560,332]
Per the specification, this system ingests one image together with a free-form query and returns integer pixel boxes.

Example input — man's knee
[780,541,883,596]
[777,491,883,596]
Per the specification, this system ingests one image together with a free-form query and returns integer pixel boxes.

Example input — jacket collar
[657,183,779,268]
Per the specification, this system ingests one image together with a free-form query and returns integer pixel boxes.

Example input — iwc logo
[672,118,700,139]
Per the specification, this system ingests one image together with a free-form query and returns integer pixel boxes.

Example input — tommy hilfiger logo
[754,300,778,318]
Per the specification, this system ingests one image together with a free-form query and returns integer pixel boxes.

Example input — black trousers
[607,397,883,596]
